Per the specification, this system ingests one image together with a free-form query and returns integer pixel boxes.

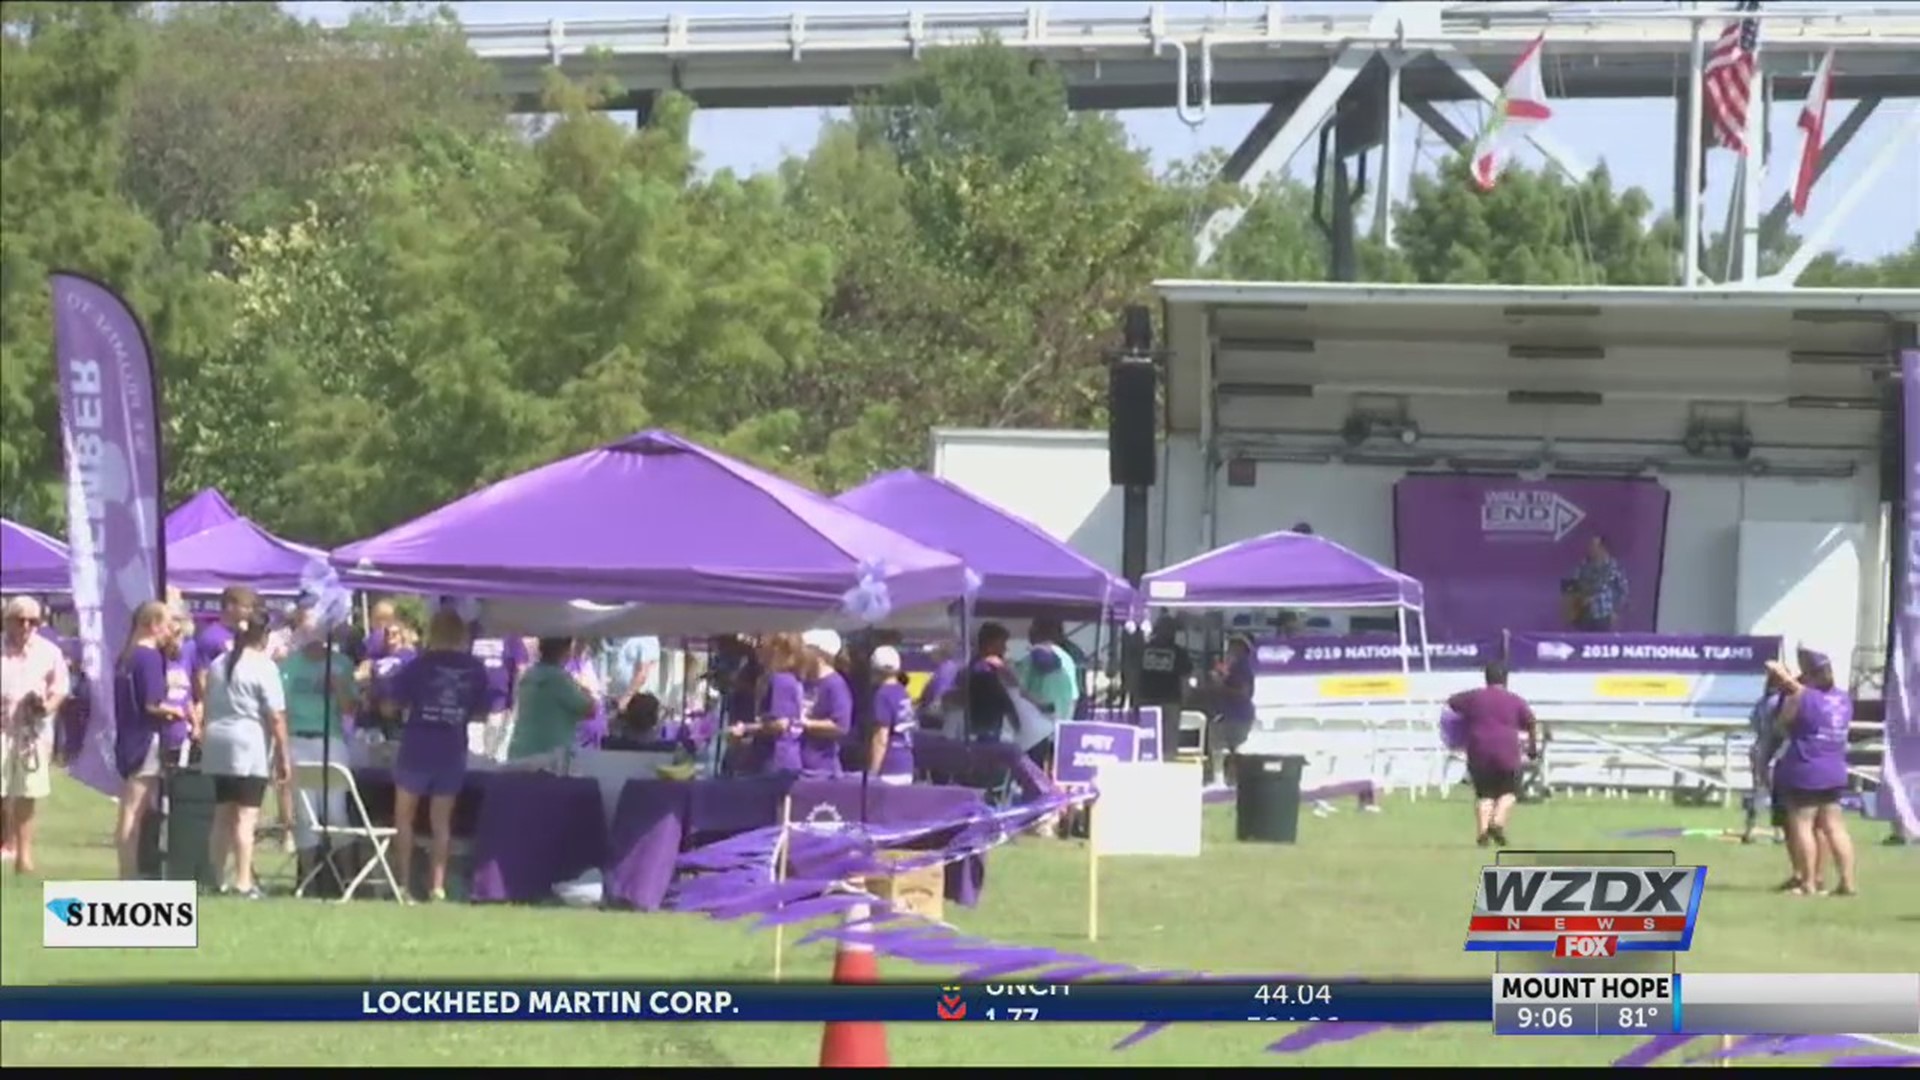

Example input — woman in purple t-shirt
[797,629,852,778]
[111,601,187,880]
[866,646,916,785]
[1765,649,1858,897]
[745,633,807,776]
[386,610,490,901]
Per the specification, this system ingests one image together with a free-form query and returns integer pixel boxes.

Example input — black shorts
[212,775,269,808]
[1468,764,1521,800]
[1784,786,1845,810]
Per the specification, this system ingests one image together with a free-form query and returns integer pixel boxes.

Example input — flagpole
[1739,71,1767,283]
[1681,1,1707,289]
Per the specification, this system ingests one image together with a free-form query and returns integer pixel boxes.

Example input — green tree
[0,1,162,527]
[1395,158,1676,285]
[1801,232,1920,288]
[782,40,1194,489]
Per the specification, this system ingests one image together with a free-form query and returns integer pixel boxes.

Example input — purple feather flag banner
[51,274,165,797]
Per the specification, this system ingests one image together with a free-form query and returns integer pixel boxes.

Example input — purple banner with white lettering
[1393,475,1670,639]
[1053,721,1139,786]
[1885,349,1920,836]
[1251,635,1502,673]
[52,274,165,797]
[1506,632,1779,674]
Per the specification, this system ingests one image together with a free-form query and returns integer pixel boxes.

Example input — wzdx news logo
[1463,865,1706,958]
[43,881,198,949]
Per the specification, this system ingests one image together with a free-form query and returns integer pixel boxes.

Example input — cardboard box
[863,852,945,922]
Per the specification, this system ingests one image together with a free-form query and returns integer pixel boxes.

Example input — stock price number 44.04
[1513,1007,1578,1031]
[1254,985,1333,1006]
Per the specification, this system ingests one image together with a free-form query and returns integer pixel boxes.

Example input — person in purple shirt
[1207,637,1258,787]
[744,632,807,775]
[468,630,528,762]
[567,640,608,750]
[365,622,418,737]
[111,601,188,879]
[191,585,260,703]
[1766,648,1858,897]
[866,646,916,785]
[1446,662,1541,848]
[387,609,490,901]
[798,629,853,778]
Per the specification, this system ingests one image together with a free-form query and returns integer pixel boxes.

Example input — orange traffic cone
[819,901,889,1067]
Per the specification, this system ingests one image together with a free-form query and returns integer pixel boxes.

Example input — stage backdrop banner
[52,274,165,797]
[1506,632,1779,674]
[1888,349,1920,836]
[1393,475,1670,639]
[1251,635,1502,674]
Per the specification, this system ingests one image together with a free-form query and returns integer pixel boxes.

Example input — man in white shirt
[599,636,661,714]
[2,597,70,872]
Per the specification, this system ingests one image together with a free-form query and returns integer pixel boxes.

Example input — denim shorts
[394,763,466,799]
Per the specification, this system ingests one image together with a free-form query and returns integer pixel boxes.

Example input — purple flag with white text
[1888,349,1920,838]
[52,274,166,797]
[1393,475,1670,639]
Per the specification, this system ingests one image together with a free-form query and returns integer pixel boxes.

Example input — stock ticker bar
[1493,973,1920,1037]
[4,977,1915,1031]
[0,981,1492,1024]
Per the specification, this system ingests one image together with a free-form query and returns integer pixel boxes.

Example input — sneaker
[238,885,265,901]
[1488,825,1509,847]
[1476,833,1491,848]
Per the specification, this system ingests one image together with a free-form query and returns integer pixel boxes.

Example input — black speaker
[1882,376,1906,506]
[1109,359,1158,487]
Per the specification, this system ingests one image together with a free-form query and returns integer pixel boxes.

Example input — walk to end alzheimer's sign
[1506,632,1780,673]
[1393,475,1670,639]
[1251,635,1501,673]
[1054,722,1140,787]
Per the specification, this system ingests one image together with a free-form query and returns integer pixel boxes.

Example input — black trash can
[1235,754,1306,844]
[164,768,221,889]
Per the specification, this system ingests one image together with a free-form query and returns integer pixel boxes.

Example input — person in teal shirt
[279,624,358,855]
[1017,623,1080,722]
[509,638,596,762]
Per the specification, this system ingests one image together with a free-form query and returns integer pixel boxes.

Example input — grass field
[2,776,1913,1067]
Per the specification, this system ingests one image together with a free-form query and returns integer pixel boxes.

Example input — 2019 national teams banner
[1888,348,1920,838]
[51,274,165,797]
[1393,475,1670,639]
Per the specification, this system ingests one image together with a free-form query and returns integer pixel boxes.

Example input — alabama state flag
[1471,34,1553,191]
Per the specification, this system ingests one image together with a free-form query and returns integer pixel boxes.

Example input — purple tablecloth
[353,768,607,903]
[913,733,1054,803]
[606,776,990,913]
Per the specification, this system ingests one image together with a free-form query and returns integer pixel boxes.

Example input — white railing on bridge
[459,5,1920,64]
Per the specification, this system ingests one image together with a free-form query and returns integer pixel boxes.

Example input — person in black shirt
[1138,616,1192,757]
[964,622,1019,744]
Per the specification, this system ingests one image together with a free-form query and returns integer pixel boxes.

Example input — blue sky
[288,0,1917,261]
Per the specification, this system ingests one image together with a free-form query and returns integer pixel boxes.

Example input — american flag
[1703,0,1762,154]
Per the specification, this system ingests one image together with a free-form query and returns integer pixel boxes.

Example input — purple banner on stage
[1054,722,1139,786]
[1393,475,1670,639]
[1506,632,1779,673]
[1251,635,1501,673]
[1885,349,1920,836]
[52,274,165,797]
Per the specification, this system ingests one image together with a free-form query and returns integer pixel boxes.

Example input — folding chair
[292,762,407,904]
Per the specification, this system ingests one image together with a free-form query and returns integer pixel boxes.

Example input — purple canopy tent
[1,518,69,594]
[164,488,242,543]
[834,470,1138,620]
[331,430,974,637]
[1143,531,1436,793]
[167,515,328,596]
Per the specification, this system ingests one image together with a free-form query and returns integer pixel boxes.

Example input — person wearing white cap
[866,646,916,785]
[2,596,69,872]
[798,629,853,778]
